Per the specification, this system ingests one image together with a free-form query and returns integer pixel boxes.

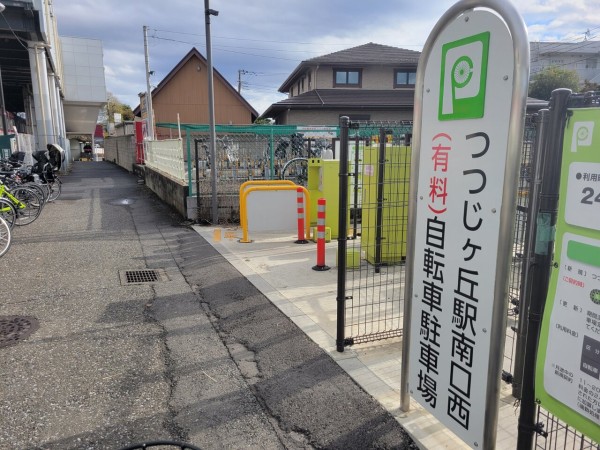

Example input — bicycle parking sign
[403,1,529,448]
[536,108,600,442]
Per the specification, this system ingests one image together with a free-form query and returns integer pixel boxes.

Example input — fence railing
[335,110,598,450]
[152,123,341,222]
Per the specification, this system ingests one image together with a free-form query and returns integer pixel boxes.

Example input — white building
[0,0,106,167]
[530,41,600,85]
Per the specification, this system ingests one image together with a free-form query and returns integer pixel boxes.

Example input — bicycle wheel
[0,198,16,229]
[280,157,309,186]
[0,216,11,258]
[11,187,42,226]
[47,178,61,202]
[23,182,47,207]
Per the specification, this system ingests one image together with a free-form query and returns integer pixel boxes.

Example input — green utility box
[0,135,16,159]
[307,158,349,239]
[361,144,411,265]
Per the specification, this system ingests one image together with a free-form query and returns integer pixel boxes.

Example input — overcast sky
[53,0,600,116]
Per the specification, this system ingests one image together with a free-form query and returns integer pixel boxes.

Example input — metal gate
[336,119,413,348]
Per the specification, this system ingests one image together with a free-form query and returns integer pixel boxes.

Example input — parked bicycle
[0,197,16,229]
[0,216,11,258]
[0,181,43,226]
[0,148,62,203]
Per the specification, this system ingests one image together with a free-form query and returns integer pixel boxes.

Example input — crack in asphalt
[198,300,316,450]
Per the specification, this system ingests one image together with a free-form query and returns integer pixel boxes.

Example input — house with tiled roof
[260,43,421,125]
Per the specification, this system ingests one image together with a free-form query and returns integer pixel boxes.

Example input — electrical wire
[150,28,423,47]
[150,35,313,62]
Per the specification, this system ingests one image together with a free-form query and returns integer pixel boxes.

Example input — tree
[254,118,274,125]
[106,92,134,123]
[528,66,580,100]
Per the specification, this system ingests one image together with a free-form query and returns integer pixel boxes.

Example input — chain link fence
[156,123,337,223]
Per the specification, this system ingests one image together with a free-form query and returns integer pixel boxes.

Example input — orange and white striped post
[295,187,309,244]
[312,198,330,271]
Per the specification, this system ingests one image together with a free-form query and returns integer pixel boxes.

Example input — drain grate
[119,269,168,285]
[0,316,39,348]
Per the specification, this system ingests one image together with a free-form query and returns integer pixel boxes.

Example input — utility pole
[143,25,154,140]
[205,0,219,225]
[237,69,248,93]
[237,69,256,93]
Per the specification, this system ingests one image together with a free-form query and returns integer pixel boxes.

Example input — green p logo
[439,32,490,121]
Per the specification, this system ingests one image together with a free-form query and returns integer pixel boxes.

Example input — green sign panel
[439,32,490,121]
[536,108,600,441]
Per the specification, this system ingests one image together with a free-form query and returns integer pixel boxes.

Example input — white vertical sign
[404,2,529,448]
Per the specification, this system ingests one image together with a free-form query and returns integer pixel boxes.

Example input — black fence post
[512,113,544,399]
[517,88,572,449]
[352,136,360,240]
[374,127,387,273]
[336,116,350,352]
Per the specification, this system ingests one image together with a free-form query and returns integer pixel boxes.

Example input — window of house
[586,58,597,69]
[308,72,312,89]
[334,69,362,87]
[394,69,417,87]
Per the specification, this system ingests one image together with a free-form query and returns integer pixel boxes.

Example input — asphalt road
[0,161,417,450]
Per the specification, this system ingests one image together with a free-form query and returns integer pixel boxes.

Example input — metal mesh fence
[535,407,600,449]
[338,116,598,449]
[504,115,537,382]
[342,122,412,345]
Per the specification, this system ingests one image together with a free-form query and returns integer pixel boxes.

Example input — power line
[150,35,309,61]
[530,54,600,77]
[532,37,600,60]
[530,26,600,60]
[151,34,371,57]
[150,27,423,47]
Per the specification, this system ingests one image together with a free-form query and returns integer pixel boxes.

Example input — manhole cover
[0,316,39,348]
[119,269,169,285]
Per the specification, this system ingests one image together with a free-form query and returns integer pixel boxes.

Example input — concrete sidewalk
[192,228,522,450]
[0,161,416,450]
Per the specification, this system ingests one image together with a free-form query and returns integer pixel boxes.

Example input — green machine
[307,158,349,239]
[0,135,16,159]
[361,143,411,266]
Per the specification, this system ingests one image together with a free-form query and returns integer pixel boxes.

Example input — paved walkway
[0,161,416,450]
[194,229,522,450]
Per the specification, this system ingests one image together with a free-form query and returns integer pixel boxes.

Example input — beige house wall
[152,56,254,127]
[292,65,413,95]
